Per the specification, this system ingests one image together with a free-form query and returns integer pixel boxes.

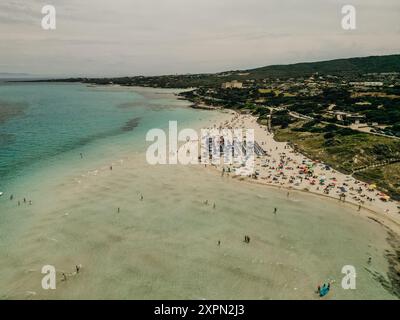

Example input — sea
[0,82,396,299]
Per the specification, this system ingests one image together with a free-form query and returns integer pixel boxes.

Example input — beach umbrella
[380,196,390,202]
[368,184,377,190]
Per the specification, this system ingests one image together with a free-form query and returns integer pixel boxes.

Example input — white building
[349,82,384,87]
[221,80,243,89]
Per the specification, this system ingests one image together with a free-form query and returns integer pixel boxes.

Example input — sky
[0,0,399,77]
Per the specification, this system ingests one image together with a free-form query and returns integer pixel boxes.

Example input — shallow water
[0,83,397,299]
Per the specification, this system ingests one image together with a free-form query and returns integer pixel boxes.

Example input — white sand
[203,111,400,234]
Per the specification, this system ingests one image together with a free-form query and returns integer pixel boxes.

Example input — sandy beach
[200,111,400,234]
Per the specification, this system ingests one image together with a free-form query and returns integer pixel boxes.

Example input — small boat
[0,192,3,197]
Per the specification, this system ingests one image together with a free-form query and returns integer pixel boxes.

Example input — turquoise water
[0,83,208,190]
[0,83,396,299]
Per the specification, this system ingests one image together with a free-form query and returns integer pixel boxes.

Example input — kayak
[319,286,330,297]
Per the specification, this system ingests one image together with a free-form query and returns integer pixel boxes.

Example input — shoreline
[202,108,400,298]
[201,108,400,235]
[77,83,400,235]
[211,163,400,234]
[1,84,399,299]
[50,82,400,234]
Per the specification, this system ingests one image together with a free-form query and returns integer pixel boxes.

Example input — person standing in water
[274,208,277,214]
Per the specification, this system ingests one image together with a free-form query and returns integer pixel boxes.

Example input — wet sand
[0,110,398,300]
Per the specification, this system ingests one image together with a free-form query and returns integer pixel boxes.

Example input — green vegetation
[274,122,400,200]
[355,163,400,201]
[246,54,400,79]
[30,54,400,87]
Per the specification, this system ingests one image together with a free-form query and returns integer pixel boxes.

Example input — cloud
[0,0,399,76]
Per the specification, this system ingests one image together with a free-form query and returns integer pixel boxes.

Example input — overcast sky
[0,0,399,77]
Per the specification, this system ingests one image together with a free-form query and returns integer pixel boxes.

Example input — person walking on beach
[76,265,81,274]
[140,194,143,201]
[358,204,361,211]
[274,208,277,215]
[117,207,120,213]
[110,165,113,171]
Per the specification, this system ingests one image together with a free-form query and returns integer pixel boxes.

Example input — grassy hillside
[33,54,400,88]
[246,54,400,79]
